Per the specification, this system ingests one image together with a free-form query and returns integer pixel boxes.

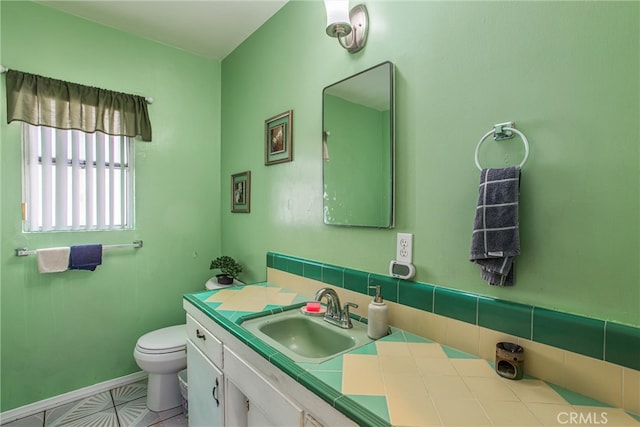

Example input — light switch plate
[397,233,413,263]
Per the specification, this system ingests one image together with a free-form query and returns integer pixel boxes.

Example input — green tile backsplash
[287,257,304,276]
[322,264,344,287]
[303,260,323,281]
[604,322,640,371]
[533,307,605,359]
[267,252,640,372]
[478,297,533,339]
[398,280,434,312]
[343,268,369,294]
[434,287,477,324]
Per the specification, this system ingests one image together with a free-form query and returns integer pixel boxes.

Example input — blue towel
[469,167,521,286]
[68,244,103,271]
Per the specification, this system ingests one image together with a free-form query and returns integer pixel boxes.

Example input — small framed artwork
[231,171,251,213]
[265,110,293,165]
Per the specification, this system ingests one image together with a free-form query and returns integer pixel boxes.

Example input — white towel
[36,247,70,273]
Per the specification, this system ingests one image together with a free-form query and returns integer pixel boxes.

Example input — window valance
[5,70,152,141]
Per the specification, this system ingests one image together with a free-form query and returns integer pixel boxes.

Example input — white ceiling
[36,1,289,60]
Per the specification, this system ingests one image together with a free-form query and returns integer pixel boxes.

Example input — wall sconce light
[323,0,368,53]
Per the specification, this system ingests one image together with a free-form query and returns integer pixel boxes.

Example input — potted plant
[209,256,242,285]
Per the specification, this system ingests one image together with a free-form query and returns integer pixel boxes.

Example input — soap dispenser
[367,285,388,339]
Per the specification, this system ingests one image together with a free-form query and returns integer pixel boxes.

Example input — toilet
[133,325,187,412]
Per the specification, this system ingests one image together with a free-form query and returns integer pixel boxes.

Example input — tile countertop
[184,283,640,427]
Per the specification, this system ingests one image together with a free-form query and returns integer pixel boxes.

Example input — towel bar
[15,240,143,257]
[474,122,530,171]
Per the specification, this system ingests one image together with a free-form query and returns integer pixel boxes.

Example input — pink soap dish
[300,302,326,316]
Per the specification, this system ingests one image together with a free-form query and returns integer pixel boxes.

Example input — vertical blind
[23,124,133,231]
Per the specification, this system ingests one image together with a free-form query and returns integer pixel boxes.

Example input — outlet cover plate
[397,233,413,263]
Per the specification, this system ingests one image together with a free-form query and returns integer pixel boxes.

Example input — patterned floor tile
[56,408,118,427]
[1,412,44,427]
[44,392,113,427]
[111,380,148,406]
[147,413,187,427]
[0,380,185,427]
[116,397,182,427]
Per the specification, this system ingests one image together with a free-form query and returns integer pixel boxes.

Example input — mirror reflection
[323,61,394,228]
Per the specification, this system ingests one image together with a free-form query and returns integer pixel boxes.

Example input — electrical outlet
[396,233,413,263]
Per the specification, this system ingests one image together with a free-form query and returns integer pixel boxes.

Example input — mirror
[322,61,395,228]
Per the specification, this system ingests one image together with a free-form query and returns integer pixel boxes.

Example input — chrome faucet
[314,287,358,329]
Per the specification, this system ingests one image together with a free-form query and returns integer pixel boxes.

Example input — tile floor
[1,380,187,427]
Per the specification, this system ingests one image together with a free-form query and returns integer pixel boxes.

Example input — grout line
[475,297,479,325]
[431,285,436,313]
[109,387,121,427]
[602,320,607,361]
[530,307,535,341]
[621,366,626,415]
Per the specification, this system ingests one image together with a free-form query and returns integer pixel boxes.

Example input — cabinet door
[225,378,281,427]
[225,347,303,427]
[224,378,248,427]
[187,340,223,427]
[247,400,274,426]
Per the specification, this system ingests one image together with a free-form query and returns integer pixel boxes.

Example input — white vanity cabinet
[186,341,223,426]
[186,314,224,426]
[184,300,358,427]
[225,347,303,426]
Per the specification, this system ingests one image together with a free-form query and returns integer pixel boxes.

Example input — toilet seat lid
[136,325,186,354]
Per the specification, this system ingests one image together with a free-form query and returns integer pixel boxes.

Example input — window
[22,124,134,232]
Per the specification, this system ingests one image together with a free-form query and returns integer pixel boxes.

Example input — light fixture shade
[324,0,352,37]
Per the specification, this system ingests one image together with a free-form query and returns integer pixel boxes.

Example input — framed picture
[265,110,293,165]
[231,171,251,213]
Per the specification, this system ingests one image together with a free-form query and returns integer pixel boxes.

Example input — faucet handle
[340,302,358,328]
[343,302,358,311]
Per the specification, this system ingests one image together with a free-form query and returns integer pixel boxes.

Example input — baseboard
[0,371,147,424]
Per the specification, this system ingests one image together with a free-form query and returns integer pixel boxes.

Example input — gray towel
[470,167,520,286]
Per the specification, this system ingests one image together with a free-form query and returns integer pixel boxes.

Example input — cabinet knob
[196,329,206,340]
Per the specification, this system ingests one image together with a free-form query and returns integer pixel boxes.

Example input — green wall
[221,1,639,325]
[1,0,638,414]
[0,1,221,411]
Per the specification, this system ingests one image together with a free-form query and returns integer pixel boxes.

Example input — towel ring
[474,123,530,171]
